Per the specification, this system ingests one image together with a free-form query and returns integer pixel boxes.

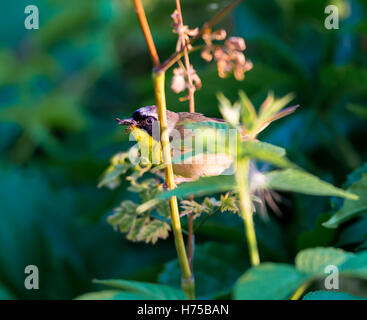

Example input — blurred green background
[0,0,366,299]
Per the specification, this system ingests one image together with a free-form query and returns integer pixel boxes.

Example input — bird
[116,105,235,183]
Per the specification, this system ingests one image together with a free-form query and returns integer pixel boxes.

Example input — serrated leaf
[137,220,171,244]
[180,199,207,217]
[323,173,367,228]
[126,216,149,241]
[220,193,239,213]
[295,247,352,274]
[107,201,137,232]
[94,279,186,300]
[234,263,307,300]
[263,169,358,199]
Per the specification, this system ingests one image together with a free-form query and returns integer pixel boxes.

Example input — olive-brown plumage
[117,106,233,182]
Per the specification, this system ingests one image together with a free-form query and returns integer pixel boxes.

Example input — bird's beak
[116,117,136,126]
[116,117,137,133]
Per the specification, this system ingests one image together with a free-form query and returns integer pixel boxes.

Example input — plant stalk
[132,0,160,67]
[132,0,194,299]
[153,71,195,299]
[290,282,310,300]
[235,157,260,266]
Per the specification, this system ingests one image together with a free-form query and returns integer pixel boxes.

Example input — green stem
[132,0,194,299]
[235,157,260,266]
[290,282,310,300]
[152,71,195,299]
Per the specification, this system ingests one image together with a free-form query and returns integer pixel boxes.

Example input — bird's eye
[146,117,153,124]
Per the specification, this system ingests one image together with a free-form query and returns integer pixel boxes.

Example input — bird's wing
[170,113,235,163]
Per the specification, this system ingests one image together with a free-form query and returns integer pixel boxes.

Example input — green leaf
[220,193,239,213]
[158,175,236,200]
[263,169,358,199]
[295,248,352,275]
[303,291,367,300]
[136,199,161,214]
[238,90,257,130]
[137,220,171,244]
[218,92,241,126]
[241,140,293,168]
[234,248,367,300]
[93,279,186,300]
[339,251,367,279]
[75,290,149,300]
[98,166,125,189]
[323,173,367,228]
[234,263,307,300]
[159,242,250,299]
[107,201,138,233]
[257,93,295,122]
[126,216,149,241]
[98,152,131,189]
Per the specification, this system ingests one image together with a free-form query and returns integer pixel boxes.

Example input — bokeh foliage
[0,0,367,299]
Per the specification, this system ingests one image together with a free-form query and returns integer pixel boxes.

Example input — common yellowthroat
[117,106,234,183]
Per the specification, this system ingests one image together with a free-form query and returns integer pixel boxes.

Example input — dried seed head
[171,65,201,94]
[225,37,246,51]
[188,65,202,90]
[171,9,199,52]
[171,67,186,93]
[211,29,227,41]
[200,29,252,80]
[201,46,213,62]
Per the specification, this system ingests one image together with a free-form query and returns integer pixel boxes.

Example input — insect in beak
[116,118,137,133]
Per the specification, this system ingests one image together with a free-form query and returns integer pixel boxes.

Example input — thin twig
[187,209,194,269]
[174,0,196,271]
[175,0,195,113]
[133,0,160,67]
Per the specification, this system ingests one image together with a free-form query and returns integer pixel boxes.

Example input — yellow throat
[130,127,162,165]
